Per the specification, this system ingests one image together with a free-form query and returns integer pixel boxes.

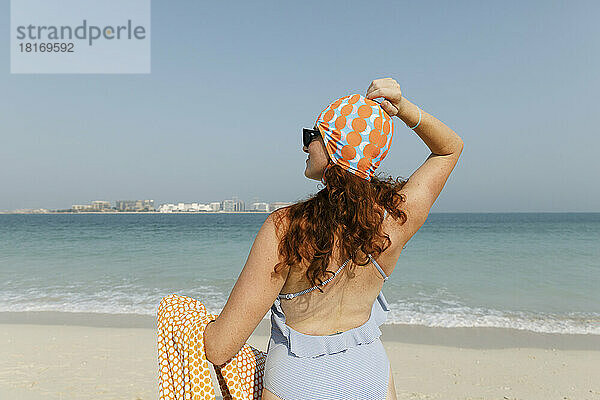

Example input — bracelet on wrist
[407,106,422,130]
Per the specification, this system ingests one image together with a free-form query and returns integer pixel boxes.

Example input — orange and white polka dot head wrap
[316,93,394,182]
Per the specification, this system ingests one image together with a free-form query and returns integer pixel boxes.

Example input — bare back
[277,205,405,336]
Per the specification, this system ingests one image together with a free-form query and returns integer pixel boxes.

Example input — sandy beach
[1,312,598,400]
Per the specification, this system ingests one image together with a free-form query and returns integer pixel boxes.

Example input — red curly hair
[272,163,409,290]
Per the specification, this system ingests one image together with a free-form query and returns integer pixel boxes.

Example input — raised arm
[366,78,464,243]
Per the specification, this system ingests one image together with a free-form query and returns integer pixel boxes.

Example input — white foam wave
[1,287,598,335]
[385,300,600,335]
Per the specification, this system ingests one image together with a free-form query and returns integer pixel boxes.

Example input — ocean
[1,213,598,335]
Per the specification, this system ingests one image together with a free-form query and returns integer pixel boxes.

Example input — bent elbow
[205,344,228,366]
[204,322,228,366]
[204,342,218,365]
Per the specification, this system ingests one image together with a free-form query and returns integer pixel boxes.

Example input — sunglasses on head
[302,127,321,147]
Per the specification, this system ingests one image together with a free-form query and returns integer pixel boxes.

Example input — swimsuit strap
[279,257,352,300]
[367,254,389,281]
[279,253,389,300]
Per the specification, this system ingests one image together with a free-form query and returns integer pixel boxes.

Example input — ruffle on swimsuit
[269,290,390,358]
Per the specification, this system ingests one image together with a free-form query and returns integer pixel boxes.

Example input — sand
[1,312,599,400]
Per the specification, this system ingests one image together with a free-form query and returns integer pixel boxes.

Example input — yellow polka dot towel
[316,93,394,181]
[158,294,266,399]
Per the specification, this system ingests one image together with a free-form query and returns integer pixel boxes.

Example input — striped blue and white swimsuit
[263,232,392,399]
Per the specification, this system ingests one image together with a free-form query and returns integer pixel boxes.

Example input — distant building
[157,203,176,213]
[116,200,154,211]
[72,204,93,211]
[139,200,154,211]
[251,202,269,212]
[269,202,292,212]
[116,200,136,211]
[71,200,112,212]
[197,203,212,211]
[157,202,213,212]
[209,202,221,211]
[91,200,111,211]
[222,197,245,212]
[222,199,235,212]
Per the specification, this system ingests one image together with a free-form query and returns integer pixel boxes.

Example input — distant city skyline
[1,197,292,213]
[0,195,290,213]
[1,1,599,212]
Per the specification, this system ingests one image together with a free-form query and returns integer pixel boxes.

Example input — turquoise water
[1,213,598,335]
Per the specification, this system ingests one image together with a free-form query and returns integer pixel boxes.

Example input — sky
[1,0,598,212]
